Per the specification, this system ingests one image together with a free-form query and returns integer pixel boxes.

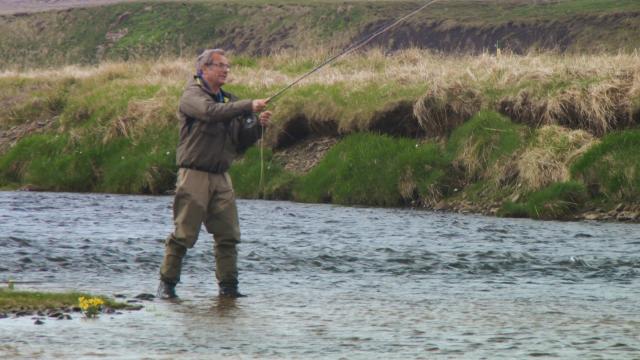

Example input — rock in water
[135,293,156,301]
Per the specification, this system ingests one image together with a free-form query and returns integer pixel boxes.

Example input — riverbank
[1,50,639,221]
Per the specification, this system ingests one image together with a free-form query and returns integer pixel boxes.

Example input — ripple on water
[0,192,639,359]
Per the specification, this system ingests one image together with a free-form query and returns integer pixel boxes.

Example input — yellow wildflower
[78,296,105,318]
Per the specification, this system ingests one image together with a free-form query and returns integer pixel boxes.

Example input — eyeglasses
[209,62,231,70]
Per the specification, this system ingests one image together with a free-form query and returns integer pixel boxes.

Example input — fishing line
[259,124,265,199]
[266,0,440,103]
[258,0,440,195]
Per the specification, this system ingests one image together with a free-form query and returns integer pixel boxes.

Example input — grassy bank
[1,1,640,68]
[1,50,640,220]
[0,288,130,312]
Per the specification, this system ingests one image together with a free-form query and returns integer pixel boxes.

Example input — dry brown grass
[398,167,417,201]
[506,125,596,191]
[501,80,632,136]
[455,134,489,181]
[4,49,639,91]
[3,49,640,145]
[413,82,482,137]
[494,53,639,136]
[103,88,178,144]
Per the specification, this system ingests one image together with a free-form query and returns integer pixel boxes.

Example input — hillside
[1,0,640,68]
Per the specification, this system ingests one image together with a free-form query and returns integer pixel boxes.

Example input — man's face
[202,54,230,89]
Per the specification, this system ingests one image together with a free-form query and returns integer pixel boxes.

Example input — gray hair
[196,48,226,71]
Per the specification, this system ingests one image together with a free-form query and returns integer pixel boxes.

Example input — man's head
[196,48,230,90]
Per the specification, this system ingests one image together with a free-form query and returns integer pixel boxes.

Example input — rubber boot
[157,280,178,300]
[219,283,246,298]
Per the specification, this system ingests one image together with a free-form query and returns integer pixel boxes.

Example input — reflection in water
[0,191,639,359]
[210,297,241,316]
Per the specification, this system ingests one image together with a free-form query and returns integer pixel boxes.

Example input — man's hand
[259,111,272,126]
[252,99,269,112]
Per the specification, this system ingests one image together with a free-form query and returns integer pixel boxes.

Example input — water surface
[1,191,639,359]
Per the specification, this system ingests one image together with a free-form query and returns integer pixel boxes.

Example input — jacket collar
[194,75,228,102]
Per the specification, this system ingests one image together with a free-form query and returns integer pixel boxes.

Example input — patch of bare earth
[272,136,338,175]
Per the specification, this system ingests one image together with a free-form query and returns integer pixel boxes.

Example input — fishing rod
[266,0,441,103]
[258,0,440,198]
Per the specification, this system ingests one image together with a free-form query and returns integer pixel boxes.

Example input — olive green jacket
[176,76,263,173]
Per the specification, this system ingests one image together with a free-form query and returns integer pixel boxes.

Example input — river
[0,191,639,359]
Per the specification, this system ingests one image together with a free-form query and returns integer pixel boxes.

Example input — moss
[571,129,640,201]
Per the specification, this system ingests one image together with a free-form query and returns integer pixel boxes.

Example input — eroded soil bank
[268,136,640,223]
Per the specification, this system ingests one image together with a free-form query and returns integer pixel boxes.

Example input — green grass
[509,0,640,19]
[2,1,640,68]
[0,127,178,193]
[231,55,259,69]
[0,1,373,68]
[499,181,588,220]
[446,110,524,181]
[0,288,130,312]
[97,128,178,193]
[270,81,428,136]
[59,80,161,129]
[0,77,74,128]
[1,47,639,222]
[0,134,76,188]
[571,129,640,202]
[481,73,605,105]
[229,146,295,200]
[293,133,448,206]
[107,2,233,60]
[0,69,181,193]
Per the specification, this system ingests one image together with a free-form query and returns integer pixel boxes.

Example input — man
[157,48,271,299]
